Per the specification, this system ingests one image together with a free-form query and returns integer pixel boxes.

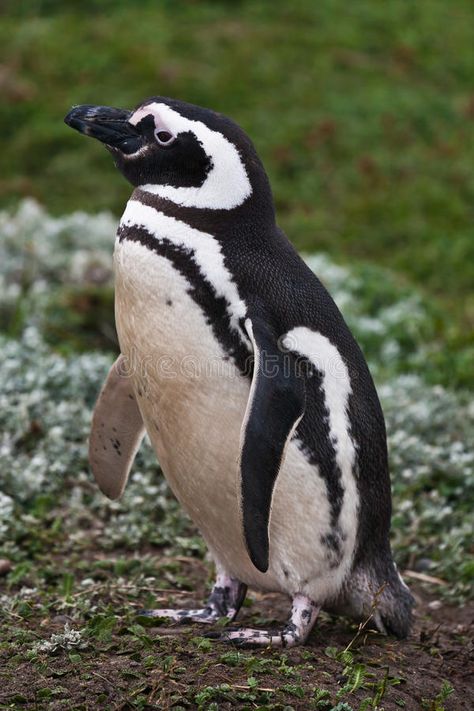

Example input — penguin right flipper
[89,355,145,500]
[240,316,306,574]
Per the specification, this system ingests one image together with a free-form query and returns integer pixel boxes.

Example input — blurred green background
[0,0,473,383]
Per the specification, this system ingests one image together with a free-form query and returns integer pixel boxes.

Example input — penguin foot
[205,594,320,648]
[139,574,247,625]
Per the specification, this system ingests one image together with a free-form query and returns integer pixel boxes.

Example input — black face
[65,96,275,216]
[64,101,214,188]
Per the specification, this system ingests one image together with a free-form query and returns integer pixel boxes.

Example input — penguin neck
[130,183,277,241]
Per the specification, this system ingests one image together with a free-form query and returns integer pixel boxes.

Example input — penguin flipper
[89,355,145,500]
[240,317,306,573]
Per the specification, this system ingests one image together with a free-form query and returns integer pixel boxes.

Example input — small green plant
[194,684,234,708]
[336,663,367,697]
[421,681,455,711]
[282,683,305,699]
[191,636,212,652]
[360,666,404,709]
[313,687,332,708]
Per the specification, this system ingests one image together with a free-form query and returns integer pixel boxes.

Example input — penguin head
[65,97,270,211]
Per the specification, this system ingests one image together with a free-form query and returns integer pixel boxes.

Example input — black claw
[203,631,226,640]
[224,637,261,649]
[227,639,248,648]
[202,631,254,647]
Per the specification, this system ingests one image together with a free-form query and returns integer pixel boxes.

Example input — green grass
[1,0,473,338]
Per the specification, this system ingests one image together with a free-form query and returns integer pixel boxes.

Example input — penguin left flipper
[240,316,306,573]
[89,355,145,500]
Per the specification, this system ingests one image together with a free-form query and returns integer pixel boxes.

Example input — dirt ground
[0,555,472,710]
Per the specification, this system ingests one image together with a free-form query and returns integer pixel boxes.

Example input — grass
[0,545,465,709]
[0,0,473,344]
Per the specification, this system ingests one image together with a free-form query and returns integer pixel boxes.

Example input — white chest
[114,235,247,459]
[114,237,250,538]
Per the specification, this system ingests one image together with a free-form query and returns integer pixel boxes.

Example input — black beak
[64,104,141,154]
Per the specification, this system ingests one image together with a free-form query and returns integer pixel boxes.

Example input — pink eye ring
[155,130,175,145]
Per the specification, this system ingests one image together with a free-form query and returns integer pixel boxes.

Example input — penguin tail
[328,562,415,639]
[373,571,415,639]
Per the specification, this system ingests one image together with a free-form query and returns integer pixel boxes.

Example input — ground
[0,552,472,711]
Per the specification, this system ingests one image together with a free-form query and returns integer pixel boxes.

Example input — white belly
[114,238,354,603]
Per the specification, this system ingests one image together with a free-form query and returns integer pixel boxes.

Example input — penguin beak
[64,105,142,154]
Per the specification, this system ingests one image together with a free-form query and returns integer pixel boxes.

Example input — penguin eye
[155,130,175,146]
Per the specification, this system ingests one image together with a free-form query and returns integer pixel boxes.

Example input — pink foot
[139,574,247,625]
[206,593,320,648]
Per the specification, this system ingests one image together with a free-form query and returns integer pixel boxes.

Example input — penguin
[64,97,414,647]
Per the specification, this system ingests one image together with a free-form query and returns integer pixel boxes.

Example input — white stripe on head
[119,199,249,343]
[282,327,359,538]
[130,102,252,210]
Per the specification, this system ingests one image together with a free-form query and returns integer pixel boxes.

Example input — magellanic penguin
[64,97,414,647]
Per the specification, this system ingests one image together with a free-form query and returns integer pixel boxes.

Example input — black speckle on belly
[321,530,344,569]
